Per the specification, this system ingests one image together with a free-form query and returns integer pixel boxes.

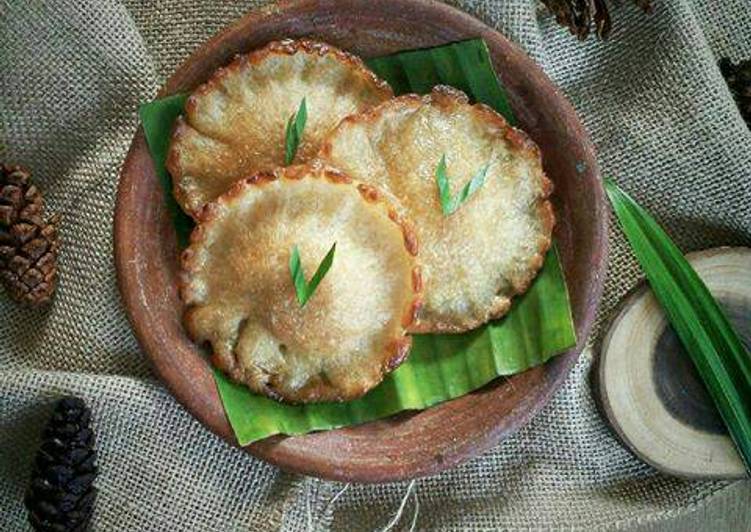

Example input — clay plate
[114,0,608,482]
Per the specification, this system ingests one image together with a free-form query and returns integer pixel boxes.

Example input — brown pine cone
[720,57,751,129]
[25,396,98,532]
[0,164,61,306]
[542,0,653,39]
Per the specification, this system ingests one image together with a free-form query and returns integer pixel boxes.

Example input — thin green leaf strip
[288,246,307,305]
[435,155,489,215]
[605,179,751,474]
[289,243,336,307]
[284,97,307,165]
[141,39,577,445]
[435,155,453,214]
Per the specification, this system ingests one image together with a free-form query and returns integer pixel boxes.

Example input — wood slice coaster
[597,247,751,479]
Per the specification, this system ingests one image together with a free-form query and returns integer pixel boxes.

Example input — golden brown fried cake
[319,86,554,333]
[180,164,421,403]
[167,39,393,217]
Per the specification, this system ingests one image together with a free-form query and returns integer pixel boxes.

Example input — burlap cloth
[1,0,750,529]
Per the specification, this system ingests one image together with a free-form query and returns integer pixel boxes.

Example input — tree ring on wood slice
[596,246,751,479]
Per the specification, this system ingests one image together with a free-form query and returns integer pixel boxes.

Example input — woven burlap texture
[1,0,750,530]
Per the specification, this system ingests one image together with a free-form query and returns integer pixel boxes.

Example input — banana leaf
[139,39,576,445]
[606,180,751,474]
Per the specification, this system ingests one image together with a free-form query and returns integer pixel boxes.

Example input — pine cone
[541,0,653,39]
[0,164,61,306]
[720,57,751,129]
[25,397,98,532]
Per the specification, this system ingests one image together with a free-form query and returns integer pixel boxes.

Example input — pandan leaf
[606,179,751,474]
[284,97,307,165]
[289,243,336,307]
[435,155,489,215]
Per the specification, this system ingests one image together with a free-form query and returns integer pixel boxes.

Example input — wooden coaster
[597,247,751,479]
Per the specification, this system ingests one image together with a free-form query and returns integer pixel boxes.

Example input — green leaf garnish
[606,179,751,474]
[434,155,489,216]
[288,242,336,307]
[284,97,307,165]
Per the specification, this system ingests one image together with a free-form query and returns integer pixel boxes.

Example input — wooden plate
[114,0,608,482]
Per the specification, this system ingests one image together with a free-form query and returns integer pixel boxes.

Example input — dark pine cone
[542,0,653,40]
[0,164,61,306]
[25,397,98,532]
[720,57,751,129]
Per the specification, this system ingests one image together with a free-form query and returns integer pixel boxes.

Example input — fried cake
[180,164,421,402]
[167,39,393,217]
[319,86,554,332]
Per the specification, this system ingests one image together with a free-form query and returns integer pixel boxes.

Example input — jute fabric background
[1,0,750,529]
